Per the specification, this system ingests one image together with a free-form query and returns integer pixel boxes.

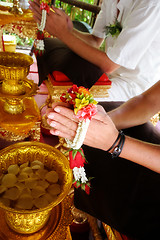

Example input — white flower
[73,167,88,183]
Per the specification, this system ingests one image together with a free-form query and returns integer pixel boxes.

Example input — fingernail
[50,122,56,127]
[54,130,59,135]
[54,107,60,113]
[47,113,54,119]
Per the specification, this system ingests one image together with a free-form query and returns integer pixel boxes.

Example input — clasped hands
[46,102,119,151]
[29,0,73,38]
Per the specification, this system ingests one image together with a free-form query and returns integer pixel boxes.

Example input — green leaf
[72,149,78,159]
[78,149,86,161]
[81,183,86,191]
[64,148,73,155]
[105,20,122,38]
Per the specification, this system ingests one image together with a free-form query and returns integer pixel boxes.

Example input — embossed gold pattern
[0,121,41,141]
[0,142,73,234]
[0,6,50,39]
[0,195,73,239]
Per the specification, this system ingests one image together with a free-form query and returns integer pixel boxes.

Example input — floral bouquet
[60,85,97,194]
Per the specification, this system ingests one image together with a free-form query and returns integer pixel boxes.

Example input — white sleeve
[107,4,160,69]
[92,0,108,39]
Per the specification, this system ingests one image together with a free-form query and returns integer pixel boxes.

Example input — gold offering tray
[0,196,73,240]
[0,78,38,99]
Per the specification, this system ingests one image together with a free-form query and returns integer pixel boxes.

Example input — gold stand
[0,195,73,240]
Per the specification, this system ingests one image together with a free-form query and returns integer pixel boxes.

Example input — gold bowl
[0,142,73,234]
[0,52,33,95]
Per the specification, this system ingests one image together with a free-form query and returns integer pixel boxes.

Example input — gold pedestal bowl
[0,142,73,234]
[0,52,38,114]
[0,52,33,96]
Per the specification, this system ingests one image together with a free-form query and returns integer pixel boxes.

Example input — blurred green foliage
[55,0,95,25]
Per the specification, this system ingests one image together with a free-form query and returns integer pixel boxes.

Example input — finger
[51,102,71,109]
[46,103,70,116]
[47,119,76,138]
[50,128,74,140]
[52,106,79,123]
[29,0,40,13]
[29,0,42,21]
[51,6,66,16]
[47,111,78,131]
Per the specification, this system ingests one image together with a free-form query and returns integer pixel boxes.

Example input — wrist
[104,130,119,152]
[106,130,125,158]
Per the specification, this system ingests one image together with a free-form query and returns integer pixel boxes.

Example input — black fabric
[36,38,105,87]
[74,101,160,240]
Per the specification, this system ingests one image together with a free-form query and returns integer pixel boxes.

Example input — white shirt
[92,0,160,101]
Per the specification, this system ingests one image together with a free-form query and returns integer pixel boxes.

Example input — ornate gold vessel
[0,142,73,234]
[0,51,33,95]
[0,52,38,114]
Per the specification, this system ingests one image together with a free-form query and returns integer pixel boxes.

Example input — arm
[29,0,120,73]
[46,103,160,174]
[108,81,160,129]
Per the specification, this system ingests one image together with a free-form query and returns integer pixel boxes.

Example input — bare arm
[46,104,160,174]
[29,1,120,73]
[72,28,103,48]
[120,136,160,173]
[108,81,160,129]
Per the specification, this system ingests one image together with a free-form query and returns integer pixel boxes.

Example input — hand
[46,103,119,151]
[45,6,73,38]
[29,0,73,37]
[29,0,42,25]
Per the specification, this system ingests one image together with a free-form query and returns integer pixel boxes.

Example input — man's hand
[46,103,119,151]
[29,0,73,36]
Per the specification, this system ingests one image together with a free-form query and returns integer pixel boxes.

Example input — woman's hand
[46,103,119,151]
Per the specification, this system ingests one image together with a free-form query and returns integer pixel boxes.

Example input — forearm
[72,28,102,48]
[119,136,160,173]
[108,81,160,129]
[58,30,119,73]
[108,95,151,129]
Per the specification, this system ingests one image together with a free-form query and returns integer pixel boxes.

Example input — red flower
[40,3,50,13]
[69,149,86,169]
[68,85,79,94]
[60,93,67,103]
[37,30,44,40]
[85,183,90,195]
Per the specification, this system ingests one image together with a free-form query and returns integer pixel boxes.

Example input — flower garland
[31,0,53,56]
[60,85,97,194]
[105,20,122,38]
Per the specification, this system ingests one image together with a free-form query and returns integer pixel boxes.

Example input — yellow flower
[74,98,89,115]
